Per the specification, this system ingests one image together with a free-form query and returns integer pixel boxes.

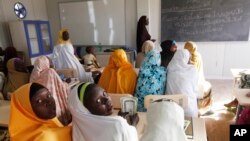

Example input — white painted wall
[0,0,48,48]
[147,0,250,79]
[1,0,48,21]
[0,0,11,48]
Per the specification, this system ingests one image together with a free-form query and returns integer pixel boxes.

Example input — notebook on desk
[185,117,194,139]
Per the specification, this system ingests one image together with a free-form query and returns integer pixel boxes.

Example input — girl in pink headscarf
[30,56,71,125]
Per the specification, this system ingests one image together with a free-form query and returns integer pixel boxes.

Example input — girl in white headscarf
[166,49,199,117]
[68,82,138,141]
[140,100,187,141]
[52,29,94,82]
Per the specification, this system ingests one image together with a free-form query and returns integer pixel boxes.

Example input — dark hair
[62,31,69,41]
[30,83,46,100]
[136,15,151,52]
[85,46,93,54]
[77,83,96,104]
[3,46,18,75]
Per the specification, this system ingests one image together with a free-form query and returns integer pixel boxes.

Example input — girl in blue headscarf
[135,42,167,112]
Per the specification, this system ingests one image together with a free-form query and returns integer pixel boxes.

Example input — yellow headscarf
[98,49,137,94]
[9,83,72,141]
[184,41,202,71]
[57,29,72,44]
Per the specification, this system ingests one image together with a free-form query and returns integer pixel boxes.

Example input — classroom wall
[0,0,11,48]
[46,0,137,48]
[147,0,250,79]
[0,0,48,49]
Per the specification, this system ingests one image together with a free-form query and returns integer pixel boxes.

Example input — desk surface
[1,102,207,141]
[231,68,250,78]
[66,78,80,88]
[0,100,10,127]
[233,89,250,106]
[112,111,207,141]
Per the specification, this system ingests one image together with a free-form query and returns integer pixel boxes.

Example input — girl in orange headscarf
[9,83,71,141]
[98,49,137,94]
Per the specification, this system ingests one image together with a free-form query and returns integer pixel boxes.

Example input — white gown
[166,49,199,117]
[52,43,93,82]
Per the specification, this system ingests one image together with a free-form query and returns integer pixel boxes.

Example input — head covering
[135,50,167,111]
[142,40,155,54]
[79,82,91,104]
[184,41,206,98]
[30,56,71,124]
[53,36,93,82]
[57,29,71,44]
[160,40,177,67]
[3,58,30,99]
[135,40,155,68]
[98,49,137,94]
[137,16,151,52]
[184,41,202,70]
[9,83,71,141]
[140,101,187,141]
[166,49,199,117]
[68,83,138,141]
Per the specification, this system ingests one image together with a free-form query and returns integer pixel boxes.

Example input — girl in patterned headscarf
[135,49,167,112]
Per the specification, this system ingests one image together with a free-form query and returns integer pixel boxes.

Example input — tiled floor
[201,79,236,141]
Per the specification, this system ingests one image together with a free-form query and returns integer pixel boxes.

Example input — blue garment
[135,50,167,112]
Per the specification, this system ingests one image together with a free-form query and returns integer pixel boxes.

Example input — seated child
[9,83,71,141]
[83,46,100,71]
[68,82,138,141]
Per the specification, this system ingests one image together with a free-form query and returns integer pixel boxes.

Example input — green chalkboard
[161,0,250,41]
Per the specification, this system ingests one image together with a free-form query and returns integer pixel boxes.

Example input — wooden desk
[112,111,207,141]
[231,68,250,87]
[66,78,80,88]
[0,100,10,127]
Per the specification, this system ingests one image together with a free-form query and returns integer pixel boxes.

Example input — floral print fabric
[135,50,167,112]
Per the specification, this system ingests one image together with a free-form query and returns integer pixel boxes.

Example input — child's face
[90,47,95,54]
[31,88,56,120]
[85,86,113,116]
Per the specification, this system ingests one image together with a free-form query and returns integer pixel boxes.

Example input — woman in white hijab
[140,99,187,141]
[52,29,94,82]
[166,49,199,117]
[68,82,138,141]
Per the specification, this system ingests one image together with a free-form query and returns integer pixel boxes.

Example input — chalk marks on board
[161,0,250,41]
